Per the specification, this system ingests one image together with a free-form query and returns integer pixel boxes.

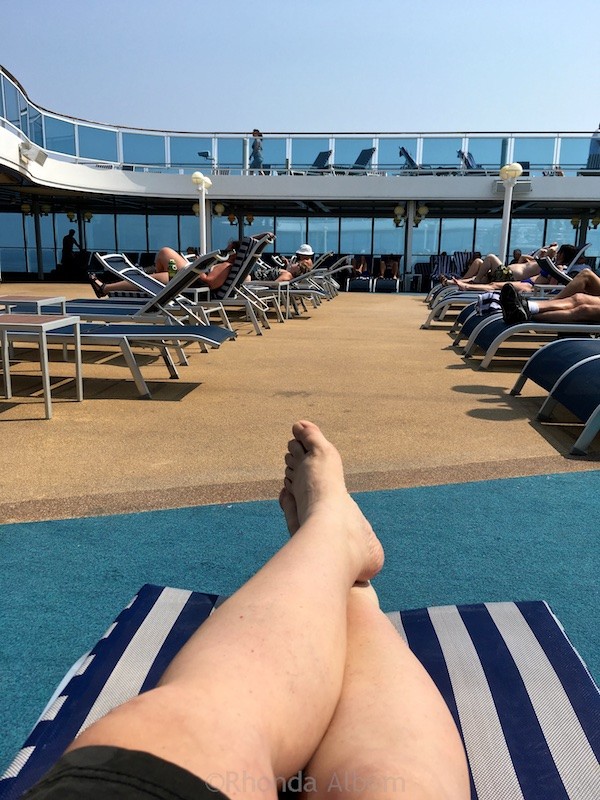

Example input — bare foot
[279,420,384,583]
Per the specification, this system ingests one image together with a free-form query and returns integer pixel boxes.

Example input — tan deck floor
[0,282,597,523]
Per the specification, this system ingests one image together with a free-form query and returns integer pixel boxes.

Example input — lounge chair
[5,321,235,399]
[290,149,332,175]
[332,147,377,175]
[457,149,487,174]
[2,583,598,800]
[399,146,433,174]
[510,337,600,454]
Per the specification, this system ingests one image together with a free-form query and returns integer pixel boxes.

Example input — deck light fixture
[228,213,237,226]
[192,171,213,254]
[66,211,77,222]
[213,202,225,216]
[245,214,254,226]
[393,204,406,227]
[498,162,523,264]
[20,202,31,215]
[414,204,429,227]
[83,211,93,222]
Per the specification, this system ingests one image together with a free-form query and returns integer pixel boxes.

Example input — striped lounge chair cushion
[2,584,598,799]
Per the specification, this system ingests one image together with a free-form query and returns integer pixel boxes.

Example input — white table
[0,314,83,419]
[0,295,67,313]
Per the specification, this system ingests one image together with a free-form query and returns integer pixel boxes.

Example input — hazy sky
[3,0,599,133]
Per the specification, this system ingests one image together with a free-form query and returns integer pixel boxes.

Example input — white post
[498,163,523,265]
[191,171,212,255]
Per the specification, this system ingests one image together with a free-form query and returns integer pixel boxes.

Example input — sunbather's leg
[552,269,600,299]
[298,582,469,800]
[473,253,502,282]
[531,293,600,322]
[460,256,483,280]
[67,420,384,800]
[154,246,188,273]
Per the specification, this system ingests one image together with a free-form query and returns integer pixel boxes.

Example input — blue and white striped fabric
[2,585,598,799]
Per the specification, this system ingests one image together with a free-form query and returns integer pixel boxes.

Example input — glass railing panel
[148,214,178,251]
[170,136,213,169]
[79,125,118,162]
[379,137,418,172]
[373,217,405,259]
[0,78,4,119]
[307,217,340,255]
[117,214,147,251]
[28,104,43,145]
[439,218,475,254]
[2,247,28,271]
[45,116,76,155]
[215,137,244,173]
[122,132,166,166]
[557,136,591,174]
[465,137,507,169]
[333,138,373,168]
[274,216,308,254]
[474,218,502,255]
[513,137,554,171]
[507,218,546,255]
[411,217,441,265]
[3,78,20,128]
[290,138,330,170]
[0,211,24,251]
[421,137,462,168]
[340,218,372,255]
[260,138,286,172]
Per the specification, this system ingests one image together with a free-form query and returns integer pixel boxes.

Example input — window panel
[308,217,339,255]
[474,218,502,256]
[212,216,240,250]
[545,219,577,247]
[411,217,440,265]
[147,214,178,250]
[274,217,307,255]
[3,78,20,127]
[122,133,166,166]
[45,116,76,155]
[340,218,372,255]
[439,218,475,254]
[180,214,201,252]
[117,215,147,251]
[373,217,405,257]
[28,104,43,145]
[79,125,118,161]
[83,214,116,251]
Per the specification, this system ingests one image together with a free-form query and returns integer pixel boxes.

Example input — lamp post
[498,162,523,265]
[191,171,213,254]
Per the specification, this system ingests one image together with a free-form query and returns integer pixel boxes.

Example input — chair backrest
[311,150,332,169]
[457,149,480,170]
[351,147,376,169]
[138,250,229,313]
[453,251,476,274]
[586,152,600,170]
[211,232,275,301]
[95,253,171,295]
[399,147,418,169]
[430,253,454,279]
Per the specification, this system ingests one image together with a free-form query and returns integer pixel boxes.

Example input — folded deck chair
[6,322,235,398]
[332,147,377,175]
[457,149,487,174]
[2,583,598,800]
[511,337,600,454]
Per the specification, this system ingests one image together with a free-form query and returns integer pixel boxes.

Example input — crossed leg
[45,421,468,800]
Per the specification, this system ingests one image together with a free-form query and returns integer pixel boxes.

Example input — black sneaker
[500,283,530,324]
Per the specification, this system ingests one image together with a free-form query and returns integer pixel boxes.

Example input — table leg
[39,329,52,419]
[73,320,83,401]
[1,327,11,399]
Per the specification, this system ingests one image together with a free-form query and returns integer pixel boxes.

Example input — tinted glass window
[122,133,166,166]
[439,218,475,253]
[275,217,307,255]
[465,137,507,169]
[28,104,43,145]
[117,215,147,251]
[513,137,554,170]
[242,217,275,250]
[212,216,240,250]
[474,218,502,255]
[290,138,330,169]
[0,212,26,271]
[180,214,201,252]
[379,138,418,171]
[79,125,118,161]
[148,214,178,250]
[422,137,462,168]
[45,116,76,155]
[340,218,372,255]
[411,217,440,265]
[308,217,339,255]
[0,78,4,118]
[545,218,577,247]
[373,217,405,256]
[507,218,545,255]
[83,214,116,251]
[170,136,213,168]
[3,79,20,127]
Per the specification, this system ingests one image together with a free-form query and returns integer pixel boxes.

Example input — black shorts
[23,745,231,800]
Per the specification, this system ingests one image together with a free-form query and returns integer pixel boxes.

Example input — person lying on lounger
[89,243,239,298]
[443,243,579,293]
[500,268,600,324]
[250,244,315,283]
[25,420,469,800]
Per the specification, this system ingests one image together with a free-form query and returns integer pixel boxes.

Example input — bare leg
[68,421,384,800]
[299,585,469,800]
[154,247,188,272]
[552,269,600,300]
[532,293,600,322]
[460,257,483,280]
[473,254,502,282]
